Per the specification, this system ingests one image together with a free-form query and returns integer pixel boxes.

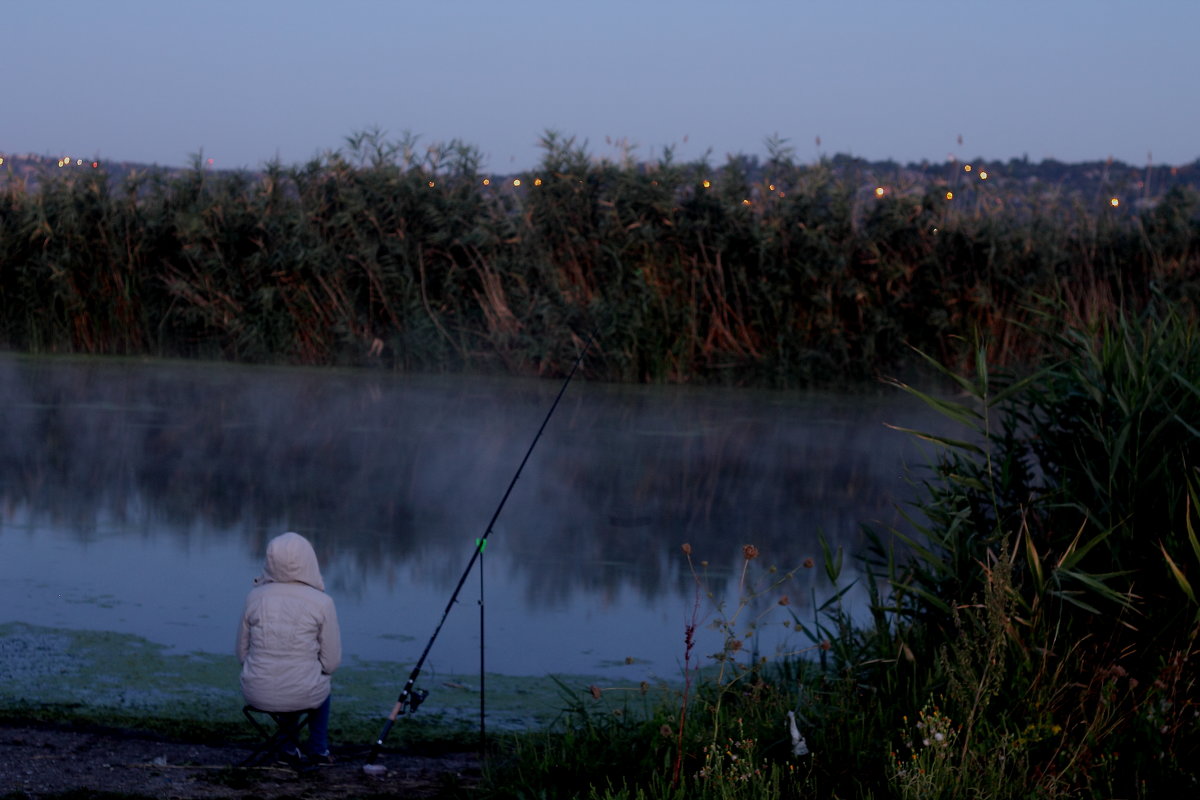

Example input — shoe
[273,748,306,768]
[308,750,335,766]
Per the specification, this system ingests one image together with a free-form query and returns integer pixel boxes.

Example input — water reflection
[0,354,946,678]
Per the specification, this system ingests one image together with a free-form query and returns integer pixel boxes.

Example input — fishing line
[366,334,594,767]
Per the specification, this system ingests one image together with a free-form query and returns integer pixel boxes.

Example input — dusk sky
[5,0,1198,172]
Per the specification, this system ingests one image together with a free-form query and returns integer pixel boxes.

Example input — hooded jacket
[236,532,342,712]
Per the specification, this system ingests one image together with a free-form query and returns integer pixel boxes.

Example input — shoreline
[0,621,641,746]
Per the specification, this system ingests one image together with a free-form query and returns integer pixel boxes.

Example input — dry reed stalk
[467,249,520,342]
[416,246,466,361]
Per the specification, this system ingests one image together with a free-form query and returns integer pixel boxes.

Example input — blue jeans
[306,693,332,756]
[279,694,331,756]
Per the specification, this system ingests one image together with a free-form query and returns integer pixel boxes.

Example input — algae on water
[0,621,626,737]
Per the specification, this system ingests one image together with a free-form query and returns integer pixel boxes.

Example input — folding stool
[239,704,317,768]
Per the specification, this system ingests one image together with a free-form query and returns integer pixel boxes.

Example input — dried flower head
[660,724,674,738]
[729,639,744,652]
[819,640,832,651]
[589,684,602,700]
[681,542,692,555]
[742,544,759,561]
[778,595,791,606]
[803,557,815,569]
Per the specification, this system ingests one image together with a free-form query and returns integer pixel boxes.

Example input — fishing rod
[365,334,593,767]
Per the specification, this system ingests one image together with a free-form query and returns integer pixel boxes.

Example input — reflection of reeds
[3,134,1197,386]
[0,355,909,615]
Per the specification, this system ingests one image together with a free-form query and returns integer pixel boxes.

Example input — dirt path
[0,722,480,799]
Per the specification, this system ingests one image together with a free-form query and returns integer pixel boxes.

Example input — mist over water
[0,354,951,679]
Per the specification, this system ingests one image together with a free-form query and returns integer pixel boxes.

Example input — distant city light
[428,180,435,188]
[874,186,885,197]
[778,191,786,198]
[0,156,6,166]
[768,184,776,191]
[76,159,82,166]
[945,191,954,200]
[92,161,99,168]
[979,171,989,180]
[207,158,214,165]
[702,179,711,188]
[513,179,521,187]
[482,178,490,186]
[964,164,972,172]
[742,199,751,206]
[533,178,542,186]
[1110,197,1120,207]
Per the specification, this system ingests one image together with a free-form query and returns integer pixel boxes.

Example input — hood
[254,531,326,591]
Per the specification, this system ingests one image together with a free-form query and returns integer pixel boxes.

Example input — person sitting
[236,531,342,764]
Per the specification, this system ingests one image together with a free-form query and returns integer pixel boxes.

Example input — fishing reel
[401,687,429,714]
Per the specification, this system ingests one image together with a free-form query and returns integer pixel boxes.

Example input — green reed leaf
[885,425,985,455]
[1160,542,1196,604]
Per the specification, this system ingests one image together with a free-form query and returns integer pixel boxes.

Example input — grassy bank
[3,132,1198,387]
[476,305,1200,798]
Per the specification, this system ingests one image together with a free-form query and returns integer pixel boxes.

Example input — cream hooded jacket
[236,532,342,712]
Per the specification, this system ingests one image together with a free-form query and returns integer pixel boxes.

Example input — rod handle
[366,718,395,763]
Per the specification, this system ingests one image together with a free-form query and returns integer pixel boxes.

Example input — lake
[0,353,950,683]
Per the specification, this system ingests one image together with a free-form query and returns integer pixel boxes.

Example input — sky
[5,0,1199,172]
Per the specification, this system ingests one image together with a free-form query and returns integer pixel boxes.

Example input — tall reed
[878,300,1200,796]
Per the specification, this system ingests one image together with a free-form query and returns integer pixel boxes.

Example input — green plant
[878,301,1200,796]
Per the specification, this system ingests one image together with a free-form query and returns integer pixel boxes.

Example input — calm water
[0,354,950,682]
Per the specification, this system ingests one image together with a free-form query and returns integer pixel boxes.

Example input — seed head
[778,595,790,606]
[681,543,692,555]
[589,685,602,700]
[742,544,759,561]
[803,557,815,569]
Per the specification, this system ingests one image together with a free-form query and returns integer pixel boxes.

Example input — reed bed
[3,132,1198,386]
